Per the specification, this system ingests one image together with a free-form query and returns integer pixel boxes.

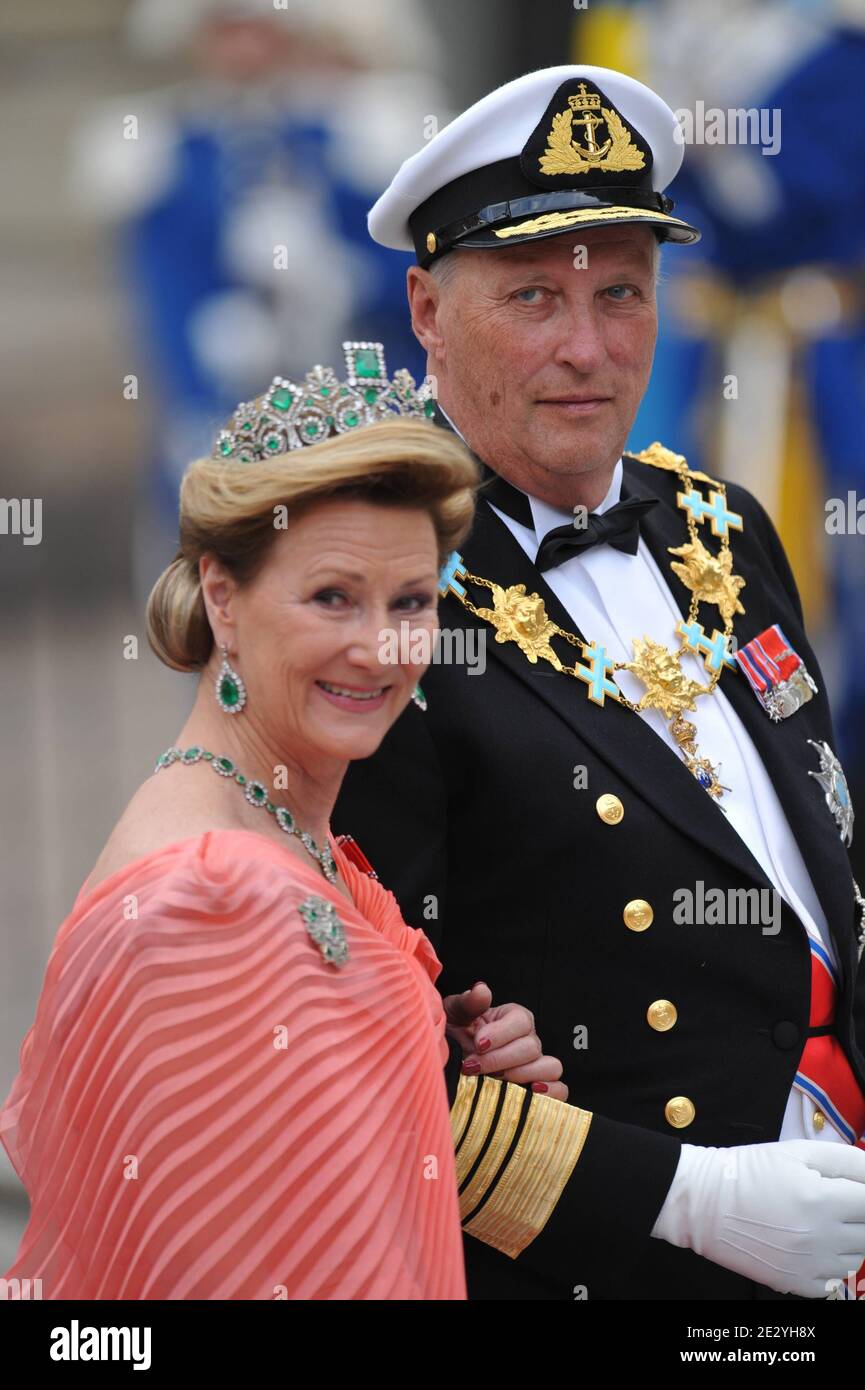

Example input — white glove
[651,1140,865,1298]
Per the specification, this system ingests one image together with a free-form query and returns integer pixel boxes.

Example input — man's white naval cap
[369,64,700,267]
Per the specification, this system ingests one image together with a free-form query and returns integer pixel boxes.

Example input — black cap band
[410,153,671,266]
[428,186,675,262]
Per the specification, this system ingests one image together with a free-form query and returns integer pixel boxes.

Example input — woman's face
[224,498,441,766]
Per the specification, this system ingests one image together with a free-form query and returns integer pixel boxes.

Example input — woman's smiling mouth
[315,680,391,711]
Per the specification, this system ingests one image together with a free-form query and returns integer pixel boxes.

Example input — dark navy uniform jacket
[333,429,865,1301]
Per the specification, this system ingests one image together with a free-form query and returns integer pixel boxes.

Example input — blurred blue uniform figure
[124,109,427,518]
[72,0,448,580]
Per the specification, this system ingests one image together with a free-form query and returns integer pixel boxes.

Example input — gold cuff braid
[449,1074,592,1259]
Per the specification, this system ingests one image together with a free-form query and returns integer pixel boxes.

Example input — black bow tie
[478,466,658,571]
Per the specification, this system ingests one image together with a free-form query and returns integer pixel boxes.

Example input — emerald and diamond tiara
[213,341,437,463]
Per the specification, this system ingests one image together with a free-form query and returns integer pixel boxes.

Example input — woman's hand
[442,981,568,1101]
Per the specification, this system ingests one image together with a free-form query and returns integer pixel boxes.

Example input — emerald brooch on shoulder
[298,895,350,968]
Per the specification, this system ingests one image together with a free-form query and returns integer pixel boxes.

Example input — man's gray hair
[429,251,463,288]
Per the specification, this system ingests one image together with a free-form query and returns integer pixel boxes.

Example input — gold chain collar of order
[439,443,746,800]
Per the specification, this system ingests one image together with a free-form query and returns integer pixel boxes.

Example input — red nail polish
[477,1037,491,1053]
[532,1082,549,1093]
[462,1058,481,1074]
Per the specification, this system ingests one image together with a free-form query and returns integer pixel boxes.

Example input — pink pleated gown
[0,828,466,1299]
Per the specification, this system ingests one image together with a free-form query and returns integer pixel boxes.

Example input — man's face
[411,226,658,507]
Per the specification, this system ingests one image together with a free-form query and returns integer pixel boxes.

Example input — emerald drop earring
[411,683,427,711]
[215,644,247,714]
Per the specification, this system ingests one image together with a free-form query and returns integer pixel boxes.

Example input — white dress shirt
[476,449,843,1145]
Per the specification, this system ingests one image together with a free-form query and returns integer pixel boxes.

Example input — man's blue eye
[515,288,545,303]
[606,285,636,300]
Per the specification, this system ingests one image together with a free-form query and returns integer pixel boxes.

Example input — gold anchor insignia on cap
[539,82,646,177]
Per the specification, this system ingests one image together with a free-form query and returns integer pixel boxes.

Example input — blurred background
[2,0,864,1263]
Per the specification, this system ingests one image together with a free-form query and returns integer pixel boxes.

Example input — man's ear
[199,553,237,650]
[407,266,446,360]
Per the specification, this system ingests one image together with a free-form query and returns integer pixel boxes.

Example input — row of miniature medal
[438,443,854,850]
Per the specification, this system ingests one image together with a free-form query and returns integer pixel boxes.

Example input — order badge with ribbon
[734,624,818,722]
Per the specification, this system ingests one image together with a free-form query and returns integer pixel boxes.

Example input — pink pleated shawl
[0,829,466,1299]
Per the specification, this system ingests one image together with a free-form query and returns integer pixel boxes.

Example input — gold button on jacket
[665,1096,696,1129]
[623,898,653,931]
[647,999,677,1032]
[596,793,624,824]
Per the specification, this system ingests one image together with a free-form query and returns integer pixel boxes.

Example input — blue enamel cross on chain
[676,486,743,539]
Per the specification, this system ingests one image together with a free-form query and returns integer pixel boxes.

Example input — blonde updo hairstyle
[147,416,480,673]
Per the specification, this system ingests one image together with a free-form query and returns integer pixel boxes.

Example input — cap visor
[456,204,701,248]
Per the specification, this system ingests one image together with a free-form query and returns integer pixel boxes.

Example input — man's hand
[443,981,568,1101]
[652,1139,865,1298]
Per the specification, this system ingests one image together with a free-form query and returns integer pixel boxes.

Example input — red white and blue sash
[793,933,865,1298]
[794,937,865,1148]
